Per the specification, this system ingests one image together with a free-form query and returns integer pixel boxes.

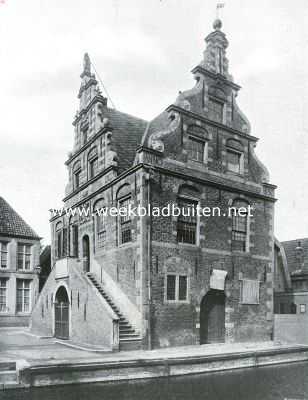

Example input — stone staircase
[86,272,142,351]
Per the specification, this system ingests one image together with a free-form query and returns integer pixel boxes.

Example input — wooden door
[200,290,225,344]
[54,286,69,339]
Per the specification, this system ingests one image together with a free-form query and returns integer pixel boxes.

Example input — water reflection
[4,362,308,400]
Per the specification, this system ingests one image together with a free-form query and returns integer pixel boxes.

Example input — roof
[281,238,308,275]
[0,197,41,240]
[104,108,148,173]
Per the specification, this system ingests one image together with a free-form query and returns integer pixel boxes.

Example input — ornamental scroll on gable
[148,112,181,152]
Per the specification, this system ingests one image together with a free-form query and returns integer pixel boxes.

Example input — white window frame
[16,279,31,314]
[164,273,190,304]
[300,304,306,314]
[226,148,244,175]
[17,243,32,271]
[0,241,8,269]
[0,278,8,313]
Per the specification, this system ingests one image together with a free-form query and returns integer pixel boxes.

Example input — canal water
[3,362,308,400]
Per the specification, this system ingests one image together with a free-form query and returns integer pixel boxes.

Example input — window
[166,274,189,302]
[231,200,249,252]
[0,242,8,269]
[119,197,132,244]
[227,149,242,174]
[300,304,306,313]
[69,216,79,257]
[73,161,81,190]
[88,148,98,179]
[82,129,88,145]
[17,244,31,270]
[55,221,68,259]
[208,98,224,123]
[187,137,207,163]
[73,170,81,189]
[177,197,198,244]
[94,199,106,248]
[290,303,297,314]
[279,303,286,314]
[89,157,98,179]
[16,279,31,313]
[240,279,260,304]
[0,279,7,312]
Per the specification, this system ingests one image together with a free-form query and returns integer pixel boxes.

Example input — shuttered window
[240,279,260,304]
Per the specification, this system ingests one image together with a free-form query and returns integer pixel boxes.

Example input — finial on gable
[81,52,91,77]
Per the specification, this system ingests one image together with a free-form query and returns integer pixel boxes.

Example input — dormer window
[226,139,244,175]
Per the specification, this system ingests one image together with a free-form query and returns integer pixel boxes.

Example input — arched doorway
[82,235,90,273]
[54,286,69,339]
[200,289,226,344]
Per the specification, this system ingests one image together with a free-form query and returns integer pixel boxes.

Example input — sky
[0,0,307,245]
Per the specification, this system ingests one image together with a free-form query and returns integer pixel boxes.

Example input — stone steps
[86,272,142,346]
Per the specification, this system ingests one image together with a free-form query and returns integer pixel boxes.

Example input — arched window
[226,139,244,174]
[231,199,249,252]
[88,147,98,180]
[117,184,132,245]
[176,185,199,245]
[72,161,81,190]
[93,198,106,248]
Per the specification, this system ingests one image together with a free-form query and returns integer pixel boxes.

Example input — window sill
[226,170,244,177]
[118,241,134,249]
[178,242,199,248]
[231,250,250,256]
[164,300,190,305]
[240,302,260,305]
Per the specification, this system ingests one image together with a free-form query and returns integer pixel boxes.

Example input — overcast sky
[0,0,307,244]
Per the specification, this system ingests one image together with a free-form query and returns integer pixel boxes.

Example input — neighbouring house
[0,197,41,327]
[30,19,276,351]
[273,238,308,344]
[274,238,308,315]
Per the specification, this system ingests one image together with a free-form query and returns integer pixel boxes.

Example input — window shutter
[241,279,260,304]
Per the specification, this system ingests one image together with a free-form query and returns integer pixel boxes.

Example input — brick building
[274,238,308,315]
[31,19,276,350]
[0,197,41,327]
